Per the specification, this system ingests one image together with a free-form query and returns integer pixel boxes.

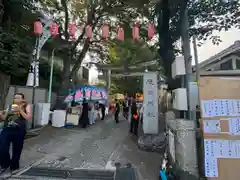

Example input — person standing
[0,93,31,174]
[79,99,89,128]
[99,102,105,120]
[115,99,120,123]
[88,102,95,125]
[130,99,139,135]
[139,104,144,124]
[122,99,129,120]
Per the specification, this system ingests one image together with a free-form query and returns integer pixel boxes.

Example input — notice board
[199,76,240,180]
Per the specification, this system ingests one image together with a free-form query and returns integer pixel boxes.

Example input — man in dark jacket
[130,99,138,135]
[79,99,89,128]
[115,99,120,123]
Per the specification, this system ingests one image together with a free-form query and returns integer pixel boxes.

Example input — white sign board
[189,82,199,110]
[143,72,158,134]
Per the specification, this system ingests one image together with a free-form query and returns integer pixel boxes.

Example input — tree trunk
[0,0,3,25]
[69,40,90,78]
[54,52,72,110]
[0,71,10,109]
[158,0,171,78]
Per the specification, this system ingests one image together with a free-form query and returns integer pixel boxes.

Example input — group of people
[0,93,142,175]
[0,94,107,175]
[114,97,141,136]
[78,100,106,128]
[0,93,31,175]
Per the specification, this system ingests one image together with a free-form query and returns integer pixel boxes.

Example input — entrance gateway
[91,61,165,134]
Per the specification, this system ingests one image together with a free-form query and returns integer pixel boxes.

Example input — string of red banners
[33,21,156,41]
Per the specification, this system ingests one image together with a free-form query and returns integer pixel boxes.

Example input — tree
[0,0,64,91]
[106,36,161,95]
[156,0,240,88]
[0,0,41,80]
[38,0,153,108]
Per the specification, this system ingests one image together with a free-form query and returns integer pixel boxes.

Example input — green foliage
[106,37,160,94]
[0,0,62,87]
[107,38,159,66]
[39,59,63,91]
[111,76,143,95]
[0,31,31,77]
[0,0,35,79]
[38,0,154,84]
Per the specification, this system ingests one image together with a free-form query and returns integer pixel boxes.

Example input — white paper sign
[143,72,158,134]
[203,120,221,134]
[201,99,240,117]
[204,139,240,177]
[229,118,240,135]
[204,139,218,177]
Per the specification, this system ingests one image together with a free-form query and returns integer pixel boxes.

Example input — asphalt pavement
[10,115,162,180]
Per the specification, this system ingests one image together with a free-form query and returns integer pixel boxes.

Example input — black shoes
[0,167,8,175]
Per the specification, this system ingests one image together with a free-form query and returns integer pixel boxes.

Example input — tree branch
[69,40,90,78]
[71,10,104,53]
[61,0,69,40]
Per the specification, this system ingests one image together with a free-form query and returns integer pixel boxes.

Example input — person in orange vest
[130,98,139,135]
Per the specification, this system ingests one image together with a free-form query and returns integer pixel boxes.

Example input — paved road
[18,115,162,180]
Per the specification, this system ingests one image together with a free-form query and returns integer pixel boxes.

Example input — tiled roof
[194,41,240,70]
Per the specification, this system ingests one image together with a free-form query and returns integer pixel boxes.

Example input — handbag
[133,114,138,120]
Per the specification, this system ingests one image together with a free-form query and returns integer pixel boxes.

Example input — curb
[25,125,47,140]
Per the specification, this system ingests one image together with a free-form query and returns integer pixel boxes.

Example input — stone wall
[4,85,56,108]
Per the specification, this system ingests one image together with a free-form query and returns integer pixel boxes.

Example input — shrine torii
[89,59,165,92]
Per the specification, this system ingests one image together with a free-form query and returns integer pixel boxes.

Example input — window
[236,59,240,69]
[220,60,233,70]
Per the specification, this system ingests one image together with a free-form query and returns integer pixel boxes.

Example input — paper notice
[204,139,219,177]
[203,120,221,134]
[229,118,240,135]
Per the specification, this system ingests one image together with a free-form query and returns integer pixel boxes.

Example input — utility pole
[48,48,56,103]
[181,8,194,121]
[178,5,199,180]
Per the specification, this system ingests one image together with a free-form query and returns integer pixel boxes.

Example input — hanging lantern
[69,23,76,38]
[102,24,109,40]
[50,23,58,36]
[117,27,124,41]
[33,21,43,35]
[132,23,139,41]
[148,22,155,40]
[85,25,92,39]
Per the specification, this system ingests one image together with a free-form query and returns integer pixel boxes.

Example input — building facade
[193,40,240,72]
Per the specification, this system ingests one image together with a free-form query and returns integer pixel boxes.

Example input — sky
[191,28,240,65]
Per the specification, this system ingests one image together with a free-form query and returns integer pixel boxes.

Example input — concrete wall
[4,85,56,108]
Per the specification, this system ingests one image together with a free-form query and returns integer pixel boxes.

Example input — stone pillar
[175,119,199,180]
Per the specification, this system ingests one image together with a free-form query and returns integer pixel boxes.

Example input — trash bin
[34,103,50,126]
[52,110,66,127]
